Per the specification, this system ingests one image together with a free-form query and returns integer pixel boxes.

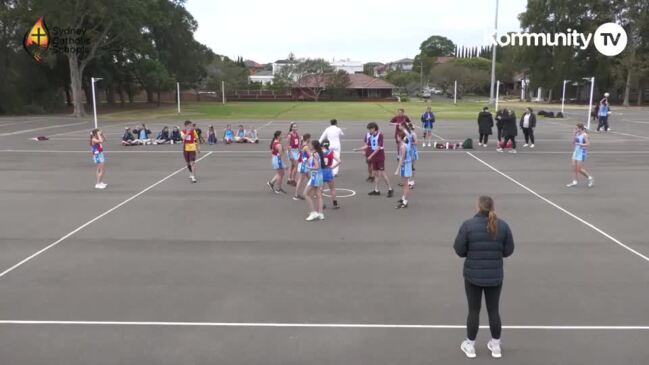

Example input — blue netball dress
[307,152,324,187]
[407,133,419,161]
[572,133,588,161]
[322,148,335,183]
[400,141,413,178]
[298,148,309,174]
[91,143,105,164]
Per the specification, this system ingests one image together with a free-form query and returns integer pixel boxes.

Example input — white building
[248,70,274,85]
[332,59,364,74]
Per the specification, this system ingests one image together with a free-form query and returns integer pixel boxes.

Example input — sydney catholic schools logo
[23,16,49,62]
[23,16,90,63]
[485,22,628,57]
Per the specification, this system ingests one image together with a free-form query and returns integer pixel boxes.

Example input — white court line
[255,121,273,131]
[466,152,649,263]
[4,149,649,155]
[0,152,214,280]
[0,121,88,137]
[0,320,647,330]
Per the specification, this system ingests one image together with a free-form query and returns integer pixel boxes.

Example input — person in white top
[319,119,344,176]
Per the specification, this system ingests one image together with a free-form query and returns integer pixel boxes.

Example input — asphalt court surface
[1,108,649,364]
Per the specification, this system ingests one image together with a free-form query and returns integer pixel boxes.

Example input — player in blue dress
[567,123,594,188]
[394,127,413,209]
[293,133,311,201]
[304,140,325,221]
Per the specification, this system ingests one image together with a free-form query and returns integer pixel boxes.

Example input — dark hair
[184,120,192,126]
[478,196,498,238]
[483,106,489,111]
[576,122,585,131]
[288,122,296,133]
[90,128,100,146]
[311,140,326,168]
[330,119,337,126]
[321,138,330,148]
[270,130,281,150]
[527,107,533,113]
[302,133,311,142]
[367,122,379,131]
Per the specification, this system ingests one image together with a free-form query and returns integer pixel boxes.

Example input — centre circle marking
[322,188,355,198]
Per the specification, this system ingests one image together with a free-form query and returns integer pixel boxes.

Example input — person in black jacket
[497,109,517,153]
[495,109,505,142]
[454,196,514,359]
[477,107,494,147]
[519,107,537,148]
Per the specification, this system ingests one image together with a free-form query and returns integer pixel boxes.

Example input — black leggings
[497,126,504,141]
[597,116,609,131]
[465,280,502,340]
[522,128,535,144]
[503,135,516,149]
[479,134,489,144]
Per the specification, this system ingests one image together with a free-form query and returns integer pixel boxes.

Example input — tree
[419,35,456,57]
[326,70,351,99]
[294,59,334,101]
[28,0,149,117]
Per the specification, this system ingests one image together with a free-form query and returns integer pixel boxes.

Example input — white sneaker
[496,148,503,152]
[95,183,107,189]
[523,143,528,147]
[508,149,517,154]
[530,144,535,148]
[487,339,502,358]
[460,340,477,358]
[190,176,197,183]
[478,142,483,147]
[483,143,488,147]
[566,181,578,187]
[306,212,319,221]
[588,177,594,188]
[318,213,325,220]
[428,143,432,147]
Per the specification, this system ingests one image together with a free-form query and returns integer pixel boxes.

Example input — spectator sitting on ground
[171,126,182,143]
[137,123,152,145]
[207,125,218,145]
[245,127,259,143]
[154,126,171,145]
[234,125,247,143]
[122,127,140,146]
[224,124,234,144]
[193,123,205,144]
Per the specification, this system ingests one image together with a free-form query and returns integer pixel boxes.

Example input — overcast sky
[186,0,528,64]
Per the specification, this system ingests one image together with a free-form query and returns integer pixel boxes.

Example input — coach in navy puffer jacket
[454,210,515,286]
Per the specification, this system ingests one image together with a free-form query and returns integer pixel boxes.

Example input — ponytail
[270,130,281,150]
[90,128,99,146]
[311,140,325,168]
[487,211,498,238]
[478,195,498,238]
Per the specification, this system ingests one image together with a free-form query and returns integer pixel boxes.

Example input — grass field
[102,99,589,122]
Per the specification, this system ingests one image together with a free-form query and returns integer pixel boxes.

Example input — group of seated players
[121,123,259,146]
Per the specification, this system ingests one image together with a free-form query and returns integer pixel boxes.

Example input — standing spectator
[390,108,412,151]
[495,109,505,142]
[477,106,494,147]
[420,106,435,147]
[519,107,536,148]
[597,96,611,132]
[319,119,344,176]
[455,196,514,359]
[497,109,517,153]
